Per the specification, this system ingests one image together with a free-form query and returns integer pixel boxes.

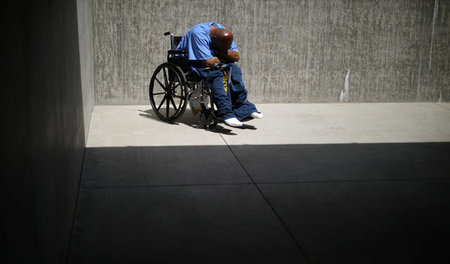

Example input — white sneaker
[251,112,263,119]
[224,117,243,127]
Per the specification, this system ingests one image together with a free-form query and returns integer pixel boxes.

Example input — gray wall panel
[92,0,449,104]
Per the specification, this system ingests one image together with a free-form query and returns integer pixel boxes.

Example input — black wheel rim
[149,64,187,121]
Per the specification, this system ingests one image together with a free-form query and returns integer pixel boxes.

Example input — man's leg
[227,63,259,120]
[195,67,235,120]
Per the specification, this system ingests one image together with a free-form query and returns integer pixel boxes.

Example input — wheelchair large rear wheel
[149,63,188,122]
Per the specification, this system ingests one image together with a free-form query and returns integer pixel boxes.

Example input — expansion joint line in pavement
[65,147,87,263]
[218,133,313,264]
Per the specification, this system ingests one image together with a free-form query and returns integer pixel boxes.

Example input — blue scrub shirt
[176,22,238,61]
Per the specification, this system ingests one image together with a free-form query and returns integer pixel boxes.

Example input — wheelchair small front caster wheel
[198,111,217,130]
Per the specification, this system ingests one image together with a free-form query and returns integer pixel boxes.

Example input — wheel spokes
[170,82,180,91]
[155,77,166,90]
[168,73,175,90]
[157,94,167,111]
[150,64,188,121]
[168,95,178,111]
[166,94,170,118]
[163,67,169,87]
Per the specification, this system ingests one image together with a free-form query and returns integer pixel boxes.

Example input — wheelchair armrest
[168,50,186,55]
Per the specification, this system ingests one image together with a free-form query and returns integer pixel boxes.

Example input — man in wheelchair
[177,22,263,127]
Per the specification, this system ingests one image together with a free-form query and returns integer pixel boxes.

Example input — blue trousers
[195,63,258,121]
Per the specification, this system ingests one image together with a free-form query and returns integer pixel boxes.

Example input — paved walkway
[69,103,450,263]
[87,103,450,146]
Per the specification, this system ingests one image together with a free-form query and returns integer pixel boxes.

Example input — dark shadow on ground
[68,142,450,263]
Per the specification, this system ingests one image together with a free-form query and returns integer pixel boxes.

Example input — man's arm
[202,56,222,67]
[221,50,240,62]
[216,49,240,63]
[202,50,240,67]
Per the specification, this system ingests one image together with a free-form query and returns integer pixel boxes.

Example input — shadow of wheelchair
[138,108,196,126]
[138,108,256,135]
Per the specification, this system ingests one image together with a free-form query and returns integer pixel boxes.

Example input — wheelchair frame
[148,32,218,129]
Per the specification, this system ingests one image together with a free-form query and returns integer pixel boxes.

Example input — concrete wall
[92,0,449,104]
[2,1,85,263]
[77,0,95,140]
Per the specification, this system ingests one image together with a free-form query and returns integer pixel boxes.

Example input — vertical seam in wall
[251,0,257,96]
[416,46,422,101]
[305,0,312,84]
[91,0,98,106]
[419,0,439,101]
[429,0,438,75]
[427,0,439,101]
[121,1,126,104]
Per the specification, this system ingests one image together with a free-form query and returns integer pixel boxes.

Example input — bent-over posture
[177,22,263,127]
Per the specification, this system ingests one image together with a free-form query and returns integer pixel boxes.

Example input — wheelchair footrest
[198,109,218,130]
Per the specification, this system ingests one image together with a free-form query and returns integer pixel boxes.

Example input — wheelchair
[148,32,219,129]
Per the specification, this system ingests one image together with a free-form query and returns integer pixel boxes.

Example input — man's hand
[202,56,221,67]
[202,50,240,67]
[216,50,240,62]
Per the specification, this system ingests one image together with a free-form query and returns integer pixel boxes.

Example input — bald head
[210,28,234,53]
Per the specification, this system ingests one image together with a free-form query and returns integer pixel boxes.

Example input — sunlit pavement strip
[87,103,450,147]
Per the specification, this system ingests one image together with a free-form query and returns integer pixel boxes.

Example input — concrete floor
[69,103,450,263]
[87,103,450,146]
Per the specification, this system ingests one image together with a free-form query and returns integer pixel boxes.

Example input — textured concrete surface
[92,0,449,104]
[2,1,85,263]
[77,0,95,140]
[87,103,450,147]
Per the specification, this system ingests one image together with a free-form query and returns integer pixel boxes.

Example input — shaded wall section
[92,0,449,104]
[2,0,85,263]
[77,0,95,140]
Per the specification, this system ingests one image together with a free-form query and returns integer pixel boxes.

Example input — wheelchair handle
[164,32,173,36]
